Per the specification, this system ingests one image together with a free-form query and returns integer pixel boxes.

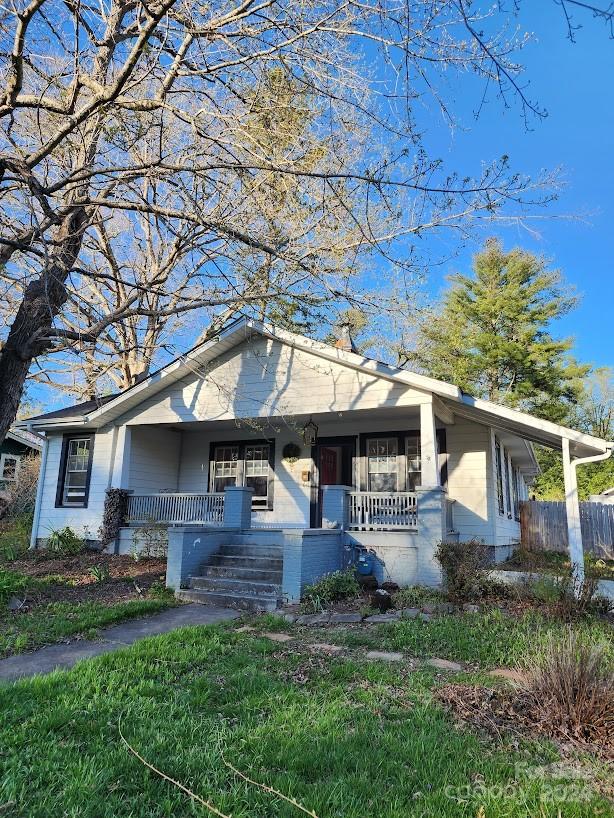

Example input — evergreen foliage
[407,238,588,421]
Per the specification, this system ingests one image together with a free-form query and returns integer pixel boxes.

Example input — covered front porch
[117,400,452,533]
[111,401,454,602]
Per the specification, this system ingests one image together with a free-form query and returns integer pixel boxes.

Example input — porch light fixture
[302,418,318,446]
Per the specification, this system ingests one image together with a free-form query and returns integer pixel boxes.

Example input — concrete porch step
[208,554,283,571]
[218,543,283,559]
[176,588,280,612]
[200,564,282,582]
[188,576,280,597]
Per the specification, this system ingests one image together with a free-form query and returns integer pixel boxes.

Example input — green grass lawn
[0,613,612,818]
[0,598,172,657]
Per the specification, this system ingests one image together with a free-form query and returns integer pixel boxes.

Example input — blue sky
[25,3,613,412]
[420,3,613,369]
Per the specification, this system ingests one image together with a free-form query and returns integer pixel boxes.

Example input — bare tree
[0,0,563,441]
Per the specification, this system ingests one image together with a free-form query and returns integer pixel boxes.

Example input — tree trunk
[0,208,87,444]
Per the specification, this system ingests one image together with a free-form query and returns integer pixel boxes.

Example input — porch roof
[18,317,613,461]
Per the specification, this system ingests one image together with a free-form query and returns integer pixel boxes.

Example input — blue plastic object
[357,551,373,575]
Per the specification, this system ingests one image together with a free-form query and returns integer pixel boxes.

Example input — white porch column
[110,425,132,488]
[561,437,584,585]
[419,401,440,487]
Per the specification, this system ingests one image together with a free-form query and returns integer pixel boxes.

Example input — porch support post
[561,437,585,585]
[110,425,132,488]
[223,485,254,529]
[419,400,440,487]
[321,485,351,529]
[415,486,445,587]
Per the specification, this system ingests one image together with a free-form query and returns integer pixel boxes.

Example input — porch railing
[126,492,225,526]
[348,491,418,530]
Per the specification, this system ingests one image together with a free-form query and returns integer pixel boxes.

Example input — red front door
[320,447,338,485]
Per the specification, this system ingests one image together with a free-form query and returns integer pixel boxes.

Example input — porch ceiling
[138,404,427,434]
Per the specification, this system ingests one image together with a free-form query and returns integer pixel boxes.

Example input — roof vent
[334,324,358,353]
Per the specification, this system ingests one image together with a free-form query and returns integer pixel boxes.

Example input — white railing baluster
[347,491,418,530]
[126,493,226,526]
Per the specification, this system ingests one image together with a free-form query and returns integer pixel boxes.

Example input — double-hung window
[494,437,505,515]
[405,434,422,490]
[367,438,399,491]
[212,445,239,493]
[0,454,20,482]
[512,467,521,521]
[57,436,94,507]
[210,441,274,509]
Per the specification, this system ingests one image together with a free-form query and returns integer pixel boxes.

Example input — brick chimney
[334,324,358,353]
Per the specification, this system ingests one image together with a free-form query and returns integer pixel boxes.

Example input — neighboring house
[20,319,613,608]
[0,428,43,497]
[590,487,614,505]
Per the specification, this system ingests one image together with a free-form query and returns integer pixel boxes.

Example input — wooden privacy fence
[520,500,614,560]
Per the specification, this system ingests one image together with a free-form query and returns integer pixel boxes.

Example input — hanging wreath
[282,442,302,464]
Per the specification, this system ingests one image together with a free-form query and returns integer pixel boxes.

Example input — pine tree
[407,238,588,421]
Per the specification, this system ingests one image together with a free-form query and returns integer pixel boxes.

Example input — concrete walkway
[0,604,239,682]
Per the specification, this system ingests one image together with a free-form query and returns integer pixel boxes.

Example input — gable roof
[19,317,613,460]
[6,427,44,451]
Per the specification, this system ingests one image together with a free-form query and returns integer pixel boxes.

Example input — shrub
[521,631,613,755]
[0,453,40,521]
[392,585,446,608]
[522,571,611,618]
[148,579,175,601]
[435,539,491,602]
[0,512,33,561]
[0,568,28,605]
[302,569,360,610]
[46,526,84,556]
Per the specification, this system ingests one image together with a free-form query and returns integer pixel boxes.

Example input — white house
[20,318,613,609]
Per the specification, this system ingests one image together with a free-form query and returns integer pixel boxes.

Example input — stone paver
[329,613,362,624]
[0,604,239,682]
[261,632,294,643]
[236,625,257,633]
[364,612,400,623]
[427,657,463,672]
[309,643,344,653]
[489,668,526,684]
[296,613,330,626]
[365,650,404,662]
[400,608,420,619]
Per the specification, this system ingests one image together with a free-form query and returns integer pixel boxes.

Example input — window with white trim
[244,444,271,508]
[367,438,398,491]
[212,445,239,493]
[59,437,93,506]
[512,467,521,521]
[0,453,20,481]
[405,434,422,490]
[210,441,274,509]
[494,437,505,515]
[504,451,512,517]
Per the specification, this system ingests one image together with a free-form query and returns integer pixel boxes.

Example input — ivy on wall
[99,488,130,546]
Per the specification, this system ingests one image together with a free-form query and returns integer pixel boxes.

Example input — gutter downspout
[29,431,48,550]
[562,438,613,587]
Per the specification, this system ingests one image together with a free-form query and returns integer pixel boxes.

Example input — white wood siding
[34,429,114,541]
[177,427,312,527]
[129,427,180,493]
[116,339,429,426]
[446,419,495,543]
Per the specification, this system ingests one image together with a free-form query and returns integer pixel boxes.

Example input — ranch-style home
[21,318,613,610]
